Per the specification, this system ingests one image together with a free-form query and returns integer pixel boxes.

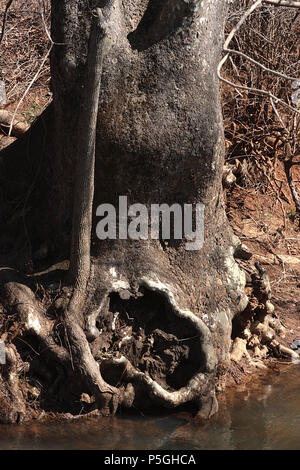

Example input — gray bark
[0,1,250,422]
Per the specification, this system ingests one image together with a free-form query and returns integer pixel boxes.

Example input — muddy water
[0,365,300,450]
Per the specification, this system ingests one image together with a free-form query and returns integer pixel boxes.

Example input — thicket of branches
[222,1,299,197]
[0,0,51,121]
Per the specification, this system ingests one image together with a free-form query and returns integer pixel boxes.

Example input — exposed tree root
[0,264,221,421]
[106,355,217,419]
[62,314,119,414]
[231,253,299,366]
[0,268,69,366]
[0,268,121,416]
[0,227,296,424]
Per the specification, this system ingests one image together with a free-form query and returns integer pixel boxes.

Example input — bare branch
[224,48,298,82]
[38,0,65,46]
[263,0,300,7]
[8,46,52,136]
[218,59,300,114]
[224,0,263,50]
[7,0,60,136]
[270,98,289,131]
[39,0,53,44]
[218,0,300,115]
[0,0,14,47]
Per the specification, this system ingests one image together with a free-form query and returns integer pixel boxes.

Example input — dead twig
[0,0,14,47]
[8,45,52,136]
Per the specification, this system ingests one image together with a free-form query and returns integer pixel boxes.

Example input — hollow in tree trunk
[0,0,250,423]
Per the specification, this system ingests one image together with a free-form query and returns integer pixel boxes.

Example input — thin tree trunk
[68,6,113,313]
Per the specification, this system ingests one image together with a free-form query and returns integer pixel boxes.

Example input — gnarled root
[62,313,119,414]
[105,355,214,414]
[0,268,69,366]
[0,268,120,420]
[83,272,219,418]
[231,259,299,366]
[0,266,220,421]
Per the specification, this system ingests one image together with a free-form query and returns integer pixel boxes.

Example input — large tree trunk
[0,0,249,422]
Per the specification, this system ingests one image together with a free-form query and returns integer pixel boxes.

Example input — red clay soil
[224,161,300,388]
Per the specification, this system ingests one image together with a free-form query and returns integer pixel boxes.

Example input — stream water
[0,364,299,450]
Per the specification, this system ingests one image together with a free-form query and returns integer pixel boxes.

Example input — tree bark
[0,0,251,422]
[68,5,114,314]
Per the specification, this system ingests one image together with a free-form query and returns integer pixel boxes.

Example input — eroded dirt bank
[224,165,300,388]
[0,129,299,424]
[0,223,299,425]
[0,118,299,424]
[0,1,299,425]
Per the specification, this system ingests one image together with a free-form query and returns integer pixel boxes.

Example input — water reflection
[0,365,300,450]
